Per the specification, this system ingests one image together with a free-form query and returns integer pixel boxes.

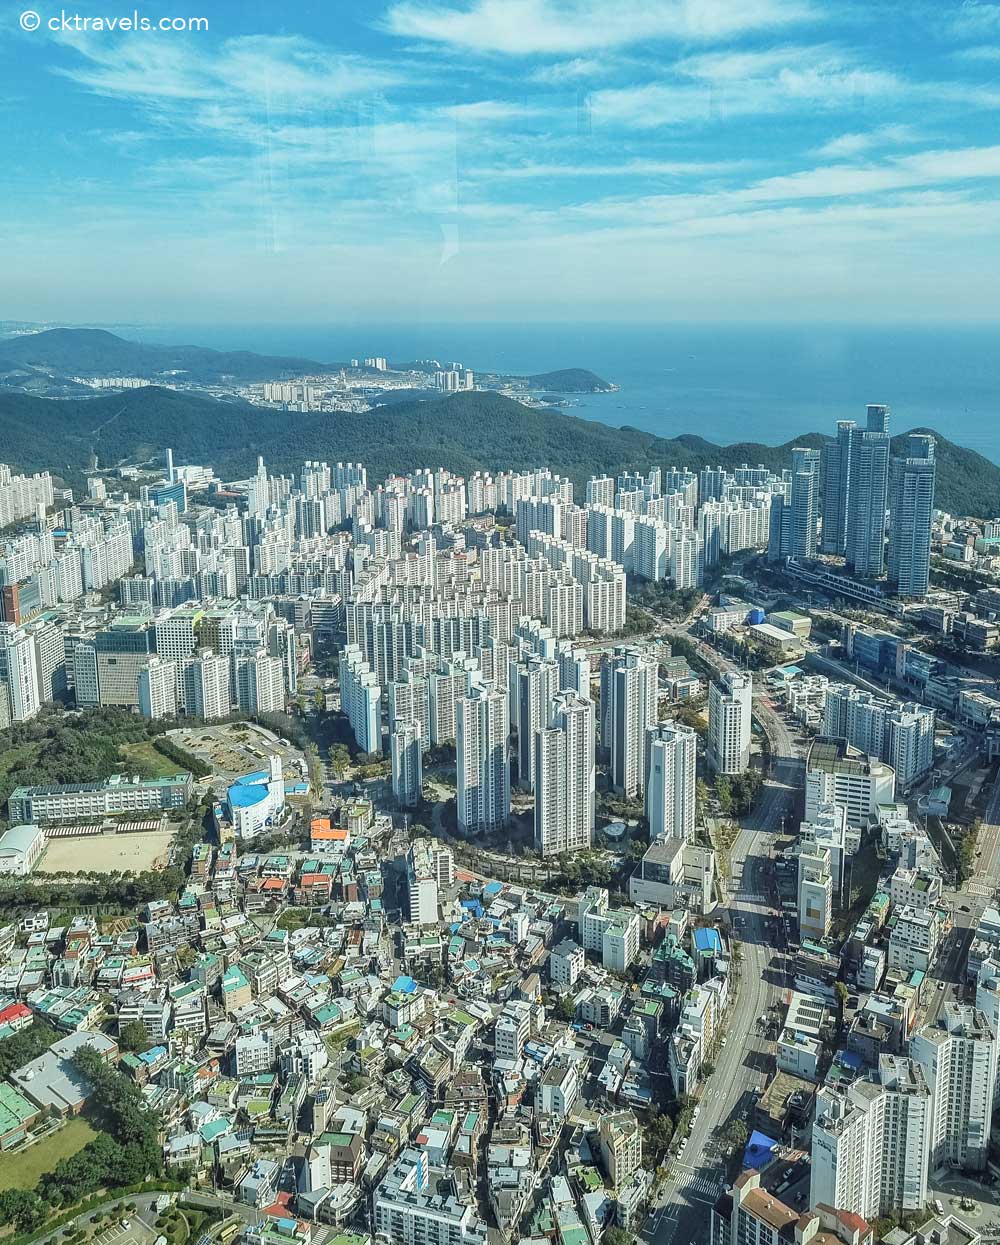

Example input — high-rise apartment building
[707,670,752,775]
[600,646,659,798]
[511,653,558,791]
[820,420,856,555]
[456,683,510,835]
[888,434,936,600]
[534,691,595,857]
[646,720,697,842]
[391,720,423,808]
[810,1055,931,1220]
[846,406,891,578]
[911,1004,998,1175]
[0,623,41,723]
[823,685,934,789]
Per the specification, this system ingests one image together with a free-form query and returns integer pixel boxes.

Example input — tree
[720,1119,749,1153]
[553,995,576,1023]
[605,1230,632,1245]
[834,981,849,1033]
[118,1020,151,1052]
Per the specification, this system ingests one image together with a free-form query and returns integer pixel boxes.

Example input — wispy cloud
[382,0,814,56]
[814,124,924,158]
[53,31,405,109]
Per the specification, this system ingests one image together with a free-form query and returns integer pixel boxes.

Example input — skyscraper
[534,691,595,857]
[846,407,891,578]
[456,682,510,835]
[646,720,697,842]
[707,670,752,775]
[600,646,659,798]
[820,420,856,554]
[888,434,936,599]
[866,403,890,433]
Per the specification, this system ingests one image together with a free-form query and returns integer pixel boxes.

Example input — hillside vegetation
[0,386,996,517]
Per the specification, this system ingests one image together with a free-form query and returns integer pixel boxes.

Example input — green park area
[0,1118,98,1192]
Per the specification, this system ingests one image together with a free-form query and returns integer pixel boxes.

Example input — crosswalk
[968,880,993,898]
[684,1173,723,1200]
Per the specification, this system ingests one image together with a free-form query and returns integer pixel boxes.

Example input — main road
[643,625,802,1245]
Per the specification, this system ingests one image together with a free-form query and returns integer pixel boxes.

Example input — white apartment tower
[645,720,697,842]
[511,653,558,791]
[601,646,659,798]
[707,669,752,775]
[910,1004,998,1174]
[456,683,510,835]
[0,624,41,724]
[534,691,595,857]
[810,1055,931,1220]
[391,721,423,809]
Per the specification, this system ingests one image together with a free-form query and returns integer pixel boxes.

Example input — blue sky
[3,0,1000,323]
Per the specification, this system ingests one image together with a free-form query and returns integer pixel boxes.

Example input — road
[644,759,798,1245]
[636,617,804,1245]
[969,774,1000,902]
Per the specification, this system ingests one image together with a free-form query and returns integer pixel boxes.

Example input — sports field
[40,830,175,875]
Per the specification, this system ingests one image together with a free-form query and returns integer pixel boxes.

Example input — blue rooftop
[228,769,272,808]
[483,881,503,896]
[693,927,723,954]
[229,782,268,809]
[743,1130,779,1169]
[393,974,417,994]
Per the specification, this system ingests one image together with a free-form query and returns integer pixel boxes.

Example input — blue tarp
[743,1130,779,1169]
[393,974,417,994]
[693,927,723,954]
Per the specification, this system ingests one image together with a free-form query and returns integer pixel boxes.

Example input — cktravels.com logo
[20,9,209,32]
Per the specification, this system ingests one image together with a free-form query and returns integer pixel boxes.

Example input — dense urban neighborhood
[2,396,1000,1245]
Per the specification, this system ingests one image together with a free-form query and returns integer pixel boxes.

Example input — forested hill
[0,327,342,383]
[523,368,613,391]
[0,386,996,517]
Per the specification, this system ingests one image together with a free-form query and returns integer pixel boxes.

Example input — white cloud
[53,31,404,109]
[383,0,813,56]
[531,56,608,83]
[815,124,923,158]
[591,45,904,129]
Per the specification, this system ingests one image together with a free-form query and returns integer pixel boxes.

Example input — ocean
[120,321,1000,465]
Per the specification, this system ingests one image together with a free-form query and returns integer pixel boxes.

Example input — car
[938,982,945,991]
[121,1223,131,1231]
[960,904,971,912]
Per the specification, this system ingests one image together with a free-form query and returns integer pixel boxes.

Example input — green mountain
[0,327,342,384]
[523,368,613,391]
[0,386,995,517]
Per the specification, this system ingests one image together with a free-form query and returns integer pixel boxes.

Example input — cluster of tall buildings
[769,405,936,599]
[810,1005,997,1221]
